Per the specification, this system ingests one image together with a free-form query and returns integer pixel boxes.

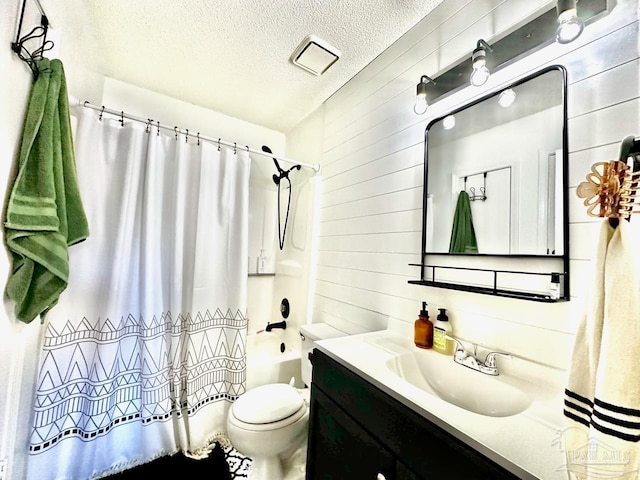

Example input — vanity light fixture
[498,88,516,108]
[556,0,585,44]
[470,40,493,87]
[413,75,436,115]
[443,115,456,130]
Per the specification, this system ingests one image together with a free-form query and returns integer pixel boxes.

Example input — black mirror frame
[411,65,570,302]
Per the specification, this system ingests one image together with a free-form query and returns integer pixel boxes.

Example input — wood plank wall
[287,0,640,369]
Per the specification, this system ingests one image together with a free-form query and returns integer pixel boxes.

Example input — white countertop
[315,323,570,480]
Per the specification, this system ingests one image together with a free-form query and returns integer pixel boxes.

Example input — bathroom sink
[385,349,531,417]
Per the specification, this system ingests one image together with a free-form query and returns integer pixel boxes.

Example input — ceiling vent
[290,35,341,76]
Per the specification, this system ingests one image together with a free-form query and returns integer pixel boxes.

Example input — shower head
[262,145,284,185]
[262,145,284,176]
[262,145,300,185]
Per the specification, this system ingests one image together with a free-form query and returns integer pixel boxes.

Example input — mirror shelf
[409,263,568,303]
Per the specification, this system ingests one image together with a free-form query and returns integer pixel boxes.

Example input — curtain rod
[70,98,321,173]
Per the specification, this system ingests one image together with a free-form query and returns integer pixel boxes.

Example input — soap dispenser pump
[414,302,433,349]
[433,308,453,355]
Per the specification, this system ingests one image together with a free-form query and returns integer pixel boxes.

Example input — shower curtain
[25,107,250,479]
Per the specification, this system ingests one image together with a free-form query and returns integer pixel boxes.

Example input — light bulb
[470,44,490,87]
[556,8,584,44]
[498,89,516,108]
[442,115,456,130]
[470,65,490,87]
[414,93,428,115]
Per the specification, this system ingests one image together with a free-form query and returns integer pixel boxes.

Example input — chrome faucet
[449,337,511,376]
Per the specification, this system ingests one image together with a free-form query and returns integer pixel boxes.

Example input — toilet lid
[232,383,304,424]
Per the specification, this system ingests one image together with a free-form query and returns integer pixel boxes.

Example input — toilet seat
[229,383,307,432]
[228,403,307,432]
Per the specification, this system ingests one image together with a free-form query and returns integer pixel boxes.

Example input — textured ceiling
[47,0,444,133]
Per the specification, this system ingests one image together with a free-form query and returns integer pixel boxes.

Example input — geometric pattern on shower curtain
[22,108,250,480]
[29,308,247,453]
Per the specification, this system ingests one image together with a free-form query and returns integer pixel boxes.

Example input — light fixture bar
[418,0,606,103]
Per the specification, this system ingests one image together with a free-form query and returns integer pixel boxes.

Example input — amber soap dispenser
[414,302,433,349]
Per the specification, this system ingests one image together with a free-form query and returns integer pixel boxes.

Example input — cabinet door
[311,350,519,480]
[306,386,395,480]
[396,462,421,480]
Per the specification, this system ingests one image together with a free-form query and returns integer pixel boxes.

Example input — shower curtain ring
[218,138,221,151]
[174,126,178,140]
[185,129,189,143]
[234,142,237,154]
[246,145,249,153]
[120,111,124,127]
[197,132,200,146]
[146,118,152,133]
[99,106,104,121]
[157,120,160,136]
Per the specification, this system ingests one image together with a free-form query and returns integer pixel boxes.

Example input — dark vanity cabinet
[306,349,520,480]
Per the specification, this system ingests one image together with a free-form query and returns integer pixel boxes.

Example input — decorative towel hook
[11,0,52,80]
[577,136,640,224]
[619,135,640,173]
[577,160,640,220]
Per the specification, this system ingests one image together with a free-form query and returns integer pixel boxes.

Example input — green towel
[448,190,478,254]
[4,58,89,323]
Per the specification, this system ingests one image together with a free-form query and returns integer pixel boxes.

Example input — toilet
[226,322,347,480]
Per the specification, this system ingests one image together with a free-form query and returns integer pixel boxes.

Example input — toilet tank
[299,323,348,386]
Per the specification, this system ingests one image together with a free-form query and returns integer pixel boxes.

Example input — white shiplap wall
[291,0,640,371]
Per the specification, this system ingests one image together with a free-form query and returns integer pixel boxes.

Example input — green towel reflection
[448,191,478,253]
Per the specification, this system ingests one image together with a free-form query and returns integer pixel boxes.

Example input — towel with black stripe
[563,219,640,479]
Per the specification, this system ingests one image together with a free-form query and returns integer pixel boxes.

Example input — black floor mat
[107,442,232,479]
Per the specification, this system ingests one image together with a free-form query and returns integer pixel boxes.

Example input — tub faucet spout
[266,320,287,332]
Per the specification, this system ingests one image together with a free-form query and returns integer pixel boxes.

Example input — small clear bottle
[257,249,267,274]
[550,273,560,300]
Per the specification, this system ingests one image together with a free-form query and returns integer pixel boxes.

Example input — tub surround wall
[277,106,327,332]
[290,0,640,371]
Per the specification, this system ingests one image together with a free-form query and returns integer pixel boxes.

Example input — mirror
[413,66,570,302]
[425,67,566,256]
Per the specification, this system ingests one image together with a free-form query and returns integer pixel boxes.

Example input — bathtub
[245,326,303,391]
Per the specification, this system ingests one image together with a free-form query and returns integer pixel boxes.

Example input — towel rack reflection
[464,172,487,201]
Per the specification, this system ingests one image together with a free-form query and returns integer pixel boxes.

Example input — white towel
[563,219,640,479]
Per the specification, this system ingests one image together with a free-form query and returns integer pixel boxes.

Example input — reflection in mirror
[426,67,564,256]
